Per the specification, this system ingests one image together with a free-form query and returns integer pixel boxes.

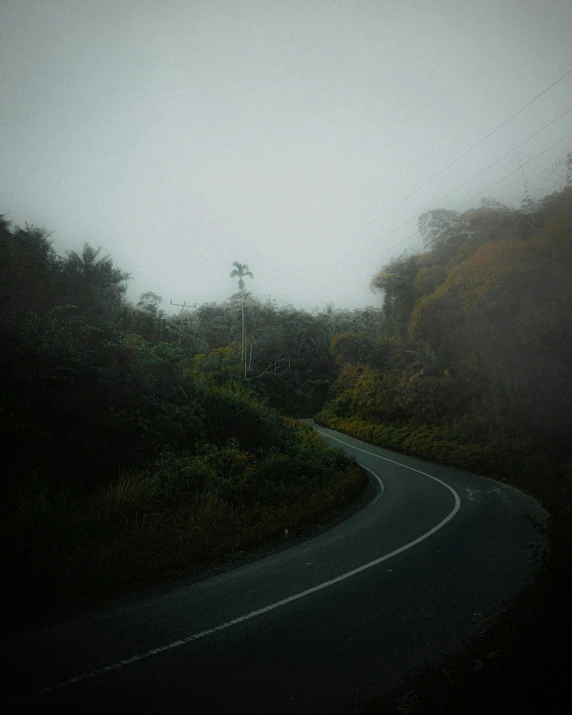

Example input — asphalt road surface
[1,421,546,713]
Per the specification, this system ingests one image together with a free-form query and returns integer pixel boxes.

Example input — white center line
[9,428,461,704]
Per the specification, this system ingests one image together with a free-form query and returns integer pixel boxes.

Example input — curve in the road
[9,428,461,704]
[3,422,544,714]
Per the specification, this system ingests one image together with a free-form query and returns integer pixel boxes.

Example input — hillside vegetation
[3,172,571,708]
[315,178,572,713]
[0,215,367,623]
[317,185,572,501]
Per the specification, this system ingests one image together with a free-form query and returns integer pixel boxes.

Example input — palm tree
[64,242,130,320]
[230,261,254,368]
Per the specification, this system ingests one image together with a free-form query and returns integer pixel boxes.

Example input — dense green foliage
[318,183,572,480]
[4,420,363,617]
[0,213,371,491]
[0,213,369,617]
[189,296,382,415]
[316,179,572,714]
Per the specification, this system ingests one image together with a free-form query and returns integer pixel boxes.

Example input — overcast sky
[2,0,571,312]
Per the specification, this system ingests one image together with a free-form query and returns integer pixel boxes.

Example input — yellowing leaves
[410,238,531,338]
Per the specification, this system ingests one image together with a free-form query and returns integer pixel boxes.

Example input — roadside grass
[0,423,366,629]
[313,411,567,499]
[314,412,572,714]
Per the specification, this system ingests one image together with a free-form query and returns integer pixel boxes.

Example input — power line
[383,68,572,212]
[318,129,572,291]
[453,130,572,211]
[285,129,572,300]
[317,106,572,273]
[268,106,572,294]
[256,67,572,294]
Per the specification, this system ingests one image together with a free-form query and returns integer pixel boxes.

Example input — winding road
[1,421,546,713]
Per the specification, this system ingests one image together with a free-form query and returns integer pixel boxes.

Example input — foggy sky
[2,0,571,312]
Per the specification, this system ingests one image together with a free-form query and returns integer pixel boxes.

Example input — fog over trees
[2,151,572,712]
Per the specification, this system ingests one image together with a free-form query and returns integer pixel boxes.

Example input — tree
[127,292,165,342]
[62,243,130,324]
[370,254,421,336]
[230,261,253,372]
[137,291,162,313]
[0,220,60,318]
[330,332,374,367]
[418,209,466,250]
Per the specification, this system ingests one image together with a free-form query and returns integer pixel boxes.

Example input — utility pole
[182,319,199,356]
[170,300,196,348]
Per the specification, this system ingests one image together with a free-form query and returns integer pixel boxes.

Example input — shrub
[314,410,560,495]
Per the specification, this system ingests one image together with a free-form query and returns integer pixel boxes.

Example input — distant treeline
[0,214,382,491]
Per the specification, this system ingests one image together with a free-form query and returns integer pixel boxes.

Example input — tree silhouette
[230,261,253,369]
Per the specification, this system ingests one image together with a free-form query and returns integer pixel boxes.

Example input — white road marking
[314,428,461,506]
[14,427,461,702]
[362,465,384,502]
